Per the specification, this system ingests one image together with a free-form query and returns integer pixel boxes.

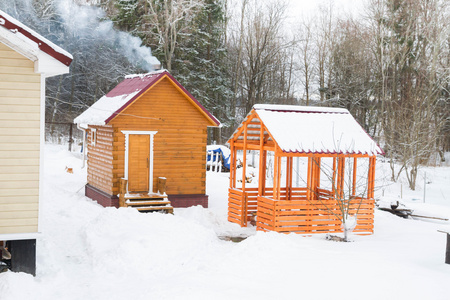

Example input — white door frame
[122,130,157,194]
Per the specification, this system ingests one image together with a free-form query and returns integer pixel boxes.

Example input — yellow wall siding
[0,42,40,234]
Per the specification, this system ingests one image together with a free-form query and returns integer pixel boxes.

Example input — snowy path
[0,144,449,300]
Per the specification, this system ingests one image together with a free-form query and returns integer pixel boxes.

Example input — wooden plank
[0,135,40,144]
[0,217,39,226]
[276,215,340,221]
[0,142,40,151]
[0,188,39,197]
[0,150,39,158]
[0,181,39,189]
[276,225,342,232]
[0,203,39,211]
[0,112,39,121]
[256,222,274,231]
[0,90,40,98]
[0,210,38,219]
[0,225,38,234]
[0,49,30,60]
[0,66,40,75]
[275,220,342,226]
[0,58,34,67]
[228,202,243,211]
[0,196,38,204]
[0,165,39,173]
[0,74,40,83]
[0,98,39,105]
[0,107,40,117]
[0,158,39,166]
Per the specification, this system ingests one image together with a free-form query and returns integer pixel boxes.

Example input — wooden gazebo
[228,105,383,234]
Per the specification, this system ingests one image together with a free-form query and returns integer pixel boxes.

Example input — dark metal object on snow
[9,239,36,276]
[438,231,450,265]
[447,233,450,265]
[378,207,413,218]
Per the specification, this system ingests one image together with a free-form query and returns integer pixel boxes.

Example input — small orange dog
[65,166,73,174]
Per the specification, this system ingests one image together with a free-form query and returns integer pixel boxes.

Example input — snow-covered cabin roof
[0,9,72,76]
[230,104,383,156]
[74,70,220,127]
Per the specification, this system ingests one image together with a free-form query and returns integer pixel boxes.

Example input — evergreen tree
[175,0,233,143]
[111,0,233,143]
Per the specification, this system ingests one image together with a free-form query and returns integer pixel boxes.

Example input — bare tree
[141,0,205,71]
[295,17,315,105]
[368,0,450,189]
[226,0,295,116]
[314,2,335,102]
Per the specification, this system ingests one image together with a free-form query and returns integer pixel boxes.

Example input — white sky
[288,0,367,21]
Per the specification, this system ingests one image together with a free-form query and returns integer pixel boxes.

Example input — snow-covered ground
[1,144,449,299]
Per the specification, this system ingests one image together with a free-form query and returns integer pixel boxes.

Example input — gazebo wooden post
[308,156,317,200]
[336,157,341,199]
[277,154,282,200]
[273,153,278,199]
[286,156,293,200]
[229,140,236,189]
[352,157,357,197]
[316,157,322,196]
[367,156,376,199]
[311,156,316,199]
[336,156,345,199]
[306,155,314,233]
[273,150,282,200]
[258,125,266,196]
[260,151,267,195]
[242,122,248,226]
[332,156,337,199]
[307,156,312,201]
[313,157,321,199]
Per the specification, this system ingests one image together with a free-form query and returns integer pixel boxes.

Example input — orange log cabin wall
[85,77,212,208]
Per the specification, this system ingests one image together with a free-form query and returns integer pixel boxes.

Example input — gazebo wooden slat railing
[227,105,383,235]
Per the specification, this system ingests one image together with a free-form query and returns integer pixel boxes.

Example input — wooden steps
[122,193,174,214]
[118,178,173,213]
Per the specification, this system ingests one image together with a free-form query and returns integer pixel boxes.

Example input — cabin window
[90,129,97,146]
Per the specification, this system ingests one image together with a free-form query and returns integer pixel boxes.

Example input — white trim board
[0,232,41,241]
[122,130,157,194]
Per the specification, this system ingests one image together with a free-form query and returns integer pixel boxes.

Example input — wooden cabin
[74,70,220,211]
[0,9,72,274]
[228,104,383,235]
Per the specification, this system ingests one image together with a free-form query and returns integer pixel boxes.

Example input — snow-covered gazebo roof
[0,9,73,76]
[230,104,383,156]
[74,70,220,128]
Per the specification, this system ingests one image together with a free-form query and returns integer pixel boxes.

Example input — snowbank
[0,144,449,300]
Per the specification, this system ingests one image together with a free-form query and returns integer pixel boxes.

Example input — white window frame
[122,130,157,195]
[90,128,97,146]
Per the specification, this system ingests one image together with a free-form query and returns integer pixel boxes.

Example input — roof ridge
[253,104,349,114]
[124,69,168,79]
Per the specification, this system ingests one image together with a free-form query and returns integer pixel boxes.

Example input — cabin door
[128,134,150,193]
[122,130,157,194]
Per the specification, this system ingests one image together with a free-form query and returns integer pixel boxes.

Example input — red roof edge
[104,71,221,126]
[281,149,382,155]
[264,109,348,114]
[0,12,72,66]
[103,82,152,124]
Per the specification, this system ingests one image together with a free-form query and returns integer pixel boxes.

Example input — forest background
[1,0,449,190]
